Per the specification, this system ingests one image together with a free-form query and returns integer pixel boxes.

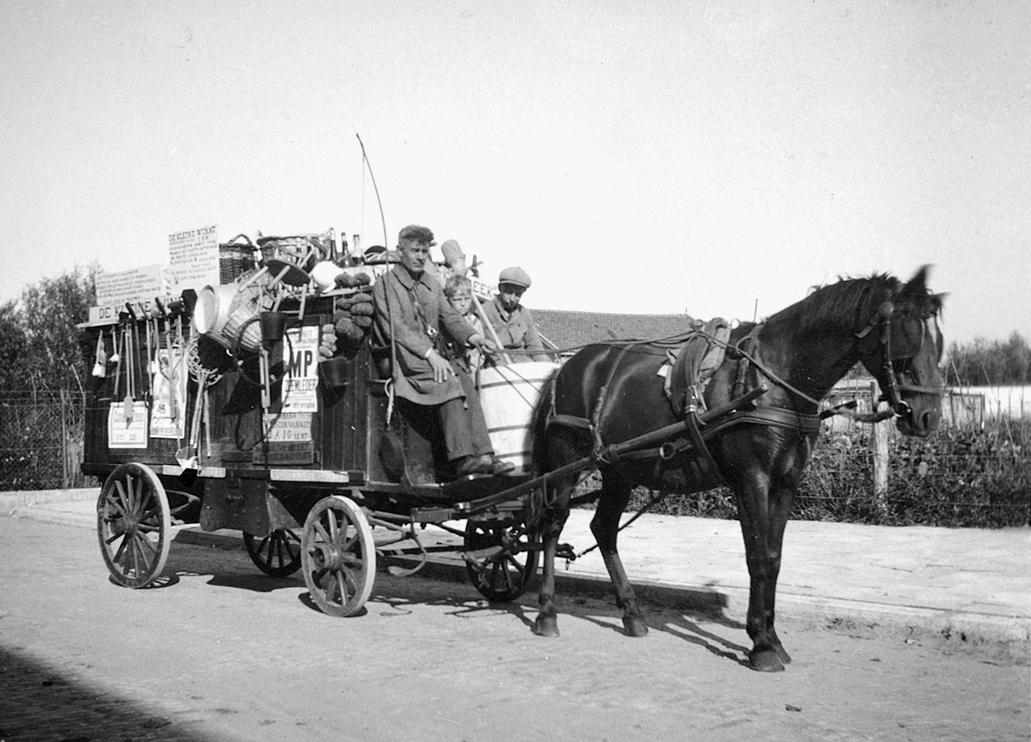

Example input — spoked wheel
[244,529,302,577]
[97,462,172,588]
[464,517,539,602]
[301,495,376,617]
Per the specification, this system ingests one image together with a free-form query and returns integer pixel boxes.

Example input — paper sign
[264,413,313,442]
[281,326,320,413]
[167,225,219,294]
[96,264,165,306]
[149,347,188,439]
[108,402,149,448]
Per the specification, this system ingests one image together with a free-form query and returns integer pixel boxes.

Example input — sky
[1,0,1028,346]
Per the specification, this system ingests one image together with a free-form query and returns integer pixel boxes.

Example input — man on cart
[371,224,515,478]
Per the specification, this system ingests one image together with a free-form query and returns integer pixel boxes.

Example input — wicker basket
[219,234,257,284]
[256,229,334,273]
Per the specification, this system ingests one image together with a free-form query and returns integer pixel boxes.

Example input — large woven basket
[219,234,257,284]
[256,230,334,272]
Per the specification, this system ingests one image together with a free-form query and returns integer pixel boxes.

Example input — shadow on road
[0,645,212,741]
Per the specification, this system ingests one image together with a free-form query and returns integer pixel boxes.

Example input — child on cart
[443,274,484,374]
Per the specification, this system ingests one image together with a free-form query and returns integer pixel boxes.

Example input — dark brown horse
[530,267,946,671]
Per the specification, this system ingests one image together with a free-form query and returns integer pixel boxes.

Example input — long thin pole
[356,133,388,252]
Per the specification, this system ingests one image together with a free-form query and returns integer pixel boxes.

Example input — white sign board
[90,265,166,325]
[96,264,165,306]
[167,225,219,294]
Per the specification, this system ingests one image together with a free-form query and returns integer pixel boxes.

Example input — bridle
[855,299,945,419]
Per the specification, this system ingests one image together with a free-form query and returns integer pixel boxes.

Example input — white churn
[476,361,560,474]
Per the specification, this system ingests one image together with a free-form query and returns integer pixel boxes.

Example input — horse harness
[544,326,822,485]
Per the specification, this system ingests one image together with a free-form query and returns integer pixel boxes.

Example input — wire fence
[3,386,1028,527]
[0,391,87,491]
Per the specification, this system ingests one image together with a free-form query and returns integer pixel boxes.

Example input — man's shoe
[487,455,516,475]
[455,455,492,477]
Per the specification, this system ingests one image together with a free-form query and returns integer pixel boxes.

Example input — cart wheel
[97,462,172,588]
[244,529,302,577]
[301,496,376,617]
[464,518,539,602]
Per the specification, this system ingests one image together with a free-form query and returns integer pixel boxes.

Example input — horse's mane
[765,273,900,336]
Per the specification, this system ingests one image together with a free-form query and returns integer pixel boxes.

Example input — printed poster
[108,401,149,448]
[149,347,188,439]
[281,326,319,413]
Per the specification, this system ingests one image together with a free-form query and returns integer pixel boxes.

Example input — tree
[0,300,29,392]
[18,266,98,393]
[947,332,1031,386]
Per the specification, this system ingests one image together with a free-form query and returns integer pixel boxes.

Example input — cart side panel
[317,343,370,472]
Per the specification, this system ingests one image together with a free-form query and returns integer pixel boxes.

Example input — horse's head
[857,266,946,437]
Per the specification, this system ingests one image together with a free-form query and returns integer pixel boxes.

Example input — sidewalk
[3,487,1028,655]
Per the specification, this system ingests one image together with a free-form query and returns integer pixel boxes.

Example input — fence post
[870,381,889,514]
[60,389,70,488]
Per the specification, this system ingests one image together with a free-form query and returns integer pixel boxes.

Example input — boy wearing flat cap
[482,266,550,364]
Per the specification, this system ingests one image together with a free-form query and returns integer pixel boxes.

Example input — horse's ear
[904,264,933,294]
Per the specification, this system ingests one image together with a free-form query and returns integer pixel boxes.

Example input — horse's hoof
[748,648,786,672]
[623,616,649,637]
[533,615,560,638]
[773,644,792,664]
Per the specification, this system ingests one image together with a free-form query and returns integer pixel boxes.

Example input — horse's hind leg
[591,469,648,637]
[533,466,574,638]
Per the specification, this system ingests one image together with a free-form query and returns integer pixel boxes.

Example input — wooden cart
[81,287,548,617]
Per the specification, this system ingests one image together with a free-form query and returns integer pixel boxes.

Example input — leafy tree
[947,332,1031,386]
[17,266,98,393]
[0,300,29,392]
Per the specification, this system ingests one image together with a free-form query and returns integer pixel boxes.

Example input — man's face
[450,290,472,316]
[497,283,525,312]
[399,239,431,276]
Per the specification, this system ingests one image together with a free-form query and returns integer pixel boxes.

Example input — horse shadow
[557,592,752,668]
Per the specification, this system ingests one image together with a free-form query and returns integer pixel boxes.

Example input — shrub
[612,417,1030,528]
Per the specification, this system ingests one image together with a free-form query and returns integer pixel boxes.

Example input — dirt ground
[0,517,1027,742]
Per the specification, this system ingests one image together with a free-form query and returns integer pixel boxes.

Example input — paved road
[5,488,1028,655]
[0,515,1028,742]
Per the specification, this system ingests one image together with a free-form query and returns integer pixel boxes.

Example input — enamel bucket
[477,361,560,474]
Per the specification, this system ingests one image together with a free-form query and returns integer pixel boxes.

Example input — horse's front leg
[590,469,648,637]
[735,478,789,672]
[759,482,796,666]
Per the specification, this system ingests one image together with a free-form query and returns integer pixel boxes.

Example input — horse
[530,266,946,672]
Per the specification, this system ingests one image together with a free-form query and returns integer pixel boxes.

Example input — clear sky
[2,1,1028,345]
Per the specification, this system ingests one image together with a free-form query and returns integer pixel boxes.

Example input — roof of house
[532,309,694,351]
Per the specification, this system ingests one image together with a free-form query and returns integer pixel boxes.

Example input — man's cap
[499,266,531,289]
[398,224,435,246]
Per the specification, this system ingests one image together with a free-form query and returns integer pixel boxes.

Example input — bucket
[477,361,559,474]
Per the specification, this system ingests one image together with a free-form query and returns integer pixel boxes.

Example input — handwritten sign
[167,225,219,293]
[96,264,165,306]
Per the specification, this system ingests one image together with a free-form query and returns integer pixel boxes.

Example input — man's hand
[468,333,499,355]
[426,348,453,383]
